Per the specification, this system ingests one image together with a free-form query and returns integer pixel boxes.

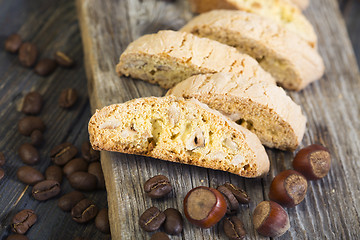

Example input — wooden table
[0,0,359,239]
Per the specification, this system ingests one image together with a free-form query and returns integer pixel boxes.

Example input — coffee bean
[71,199,98,223]
[18,116,45,136]
[11,209,37,234]
[32,180,61,201]
[150,232,170,240]
[139,206,166,232]
[163,208,183,235]
[6,234,29,240]
[217,185,239,215]
[0,152,5,166]
[223,183,250,204]
[5,34,22,53]
[95,208,110,233]
[63,158,88,176]
[223,216,246,240]
[58,191,85,212]
[144,175,172,199]
[18,42,38,67]
[68,172,98,191]
[17,166,44,185]
[30,130,44,147]
[21,91,43,115]
[59,88,78,108]
[0,168,4,181]
[88,162,105,189]
[18,143,40,165]
[34,58,57,76]
[54,51,75,67]
[50,142,78,166]
[81,141,100,162]
[45,165,63,183]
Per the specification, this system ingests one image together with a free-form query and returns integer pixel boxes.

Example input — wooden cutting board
[76,0,360,239]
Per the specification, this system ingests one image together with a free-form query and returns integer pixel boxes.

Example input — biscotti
[88,96,270,178]
[291,0,309,10]
[187,0,317,48]
[167,73,306,151]
[181,10,324,90]
[116,30,275,89]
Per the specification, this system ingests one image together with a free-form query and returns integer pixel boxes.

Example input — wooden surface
[77,0,360,239]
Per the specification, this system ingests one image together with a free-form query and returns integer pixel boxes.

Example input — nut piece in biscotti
[88,96,269,178]
[181,10,324,91]
[116,30,275,89]
[167,73,306,151]
[290,0,309,10]
[187,0,317,48]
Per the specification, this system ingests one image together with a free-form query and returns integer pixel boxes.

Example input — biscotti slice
[291,0,309,10]
[187,0,317,48]
[167,73,306,151]
[88,96,270,178]
[116,30,275,89]
[181,10,324,90]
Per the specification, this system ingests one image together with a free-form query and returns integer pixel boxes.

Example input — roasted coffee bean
[63,158,88,176]
[17,166,44,185]
[71,199,98,223]
[18,116,45,136]
[6,234,29,240]
[150,232,170,240]
[50,142,78,166]
[45,165,63,183]
[18,143,40,165]
[81,141,100,162]
[95,208,110,233]
[32,180,61,201]
[0,152,5,166]
[217,185,239,215]
[34,58,57,76]
[144,175,172,199]
[5,34,22,53]
[21,91,43,115]
[163,208,183,235]
[88,162,105,189]
[223,216,247,240]
[139,206,166,232]
[68,172,98,191]
[30,130,44,147]
[59,88,78,108]
[18,42,38,67]
[58,191,85,212]
[223,183,250,204]
[54,51,75,67]
[11,209,37,234]
[0,168,4,181]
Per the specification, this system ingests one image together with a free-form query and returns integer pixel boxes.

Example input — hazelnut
[268,170,308,208]
[183,186,227,228]
[185,129,205,151]
[293,144,331,180]
[253,201,290,237]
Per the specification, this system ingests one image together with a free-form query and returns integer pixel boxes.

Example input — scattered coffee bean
[18,143,40,165]
[45,165,63,183]
[17,166,44,185]
[6,234,29,240]
[0,152,5,166]
[32,180,61,201]
[21,91,43,115]
[0,168,4,181]
[11,209,37,234]
[139,206,166,232]
[5,34,22,53]
[18,42,38,67]
[54,51,75,67]
[18,116,45,136]
[95,208,110,233]
[50,142,78,166]
[150,232,170,240]
[81,141,100,162]
[71,199,98,223]
[34,58,57,76]
[63,158,88,176]
[223,216,247,240]
[223,183,250,204]
[30,130,44,147]
[163,208,183,235]
[68,172,98,191]
[58,191,85,212]
[59,88,78,108]
[88,162,105,189]
[217,185,239,215]
[144,175,172,199]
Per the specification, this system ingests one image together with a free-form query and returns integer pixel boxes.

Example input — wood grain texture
[77,0,360,239]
